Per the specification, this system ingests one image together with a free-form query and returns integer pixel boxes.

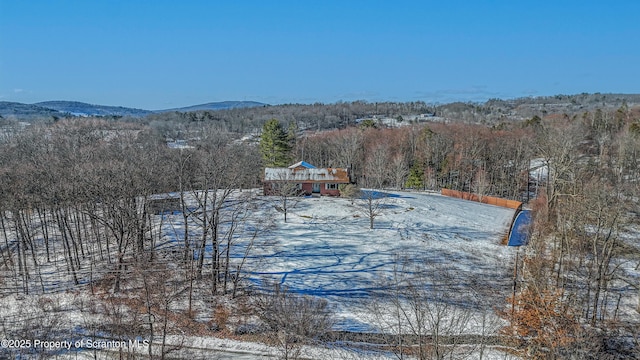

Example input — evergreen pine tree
[405,162,425,189]
[260,119,292,167]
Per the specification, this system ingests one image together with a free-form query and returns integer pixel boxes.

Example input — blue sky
[1,1,638,110]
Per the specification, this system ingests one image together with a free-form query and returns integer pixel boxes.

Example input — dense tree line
[502,108,640,357]
[0,118,266,292]
[0,118,269,357]
[295,122,534,199]
[114,94,640,138]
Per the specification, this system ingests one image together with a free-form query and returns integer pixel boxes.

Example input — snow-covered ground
[1,189,521,359]
[246,190,517,331]
[156,190,519,358]
[5,187,639,359]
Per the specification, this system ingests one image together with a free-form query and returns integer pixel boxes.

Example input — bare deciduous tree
[256,282,335,360]
[268,172,302,223]
[358,190,387,230]
[364,143,391,189]
[367,256,475,360]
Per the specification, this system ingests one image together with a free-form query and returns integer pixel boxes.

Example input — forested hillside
[4,93,639,131]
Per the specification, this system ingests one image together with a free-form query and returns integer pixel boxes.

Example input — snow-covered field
[245,190,517,331]
[147,189,519,358]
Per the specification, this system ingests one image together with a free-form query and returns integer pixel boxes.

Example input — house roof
[288,161,316,169]
[264,167,350,183]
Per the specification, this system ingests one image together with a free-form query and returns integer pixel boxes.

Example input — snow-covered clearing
[155,190,519,358]
[243,190,516,331]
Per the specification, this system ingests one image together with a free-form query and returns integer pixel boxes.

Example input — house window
[325,183,338,190]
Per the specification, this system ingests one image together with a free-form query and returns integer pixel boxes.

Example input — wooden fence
[441,188,522,210]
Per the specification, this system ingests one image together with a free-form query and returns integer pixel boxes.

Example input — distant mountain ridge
[2,94,639,123]
[35,101,153,117]
[0,102,62,119]
[0,100,267,120]
[165,101,266,112]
